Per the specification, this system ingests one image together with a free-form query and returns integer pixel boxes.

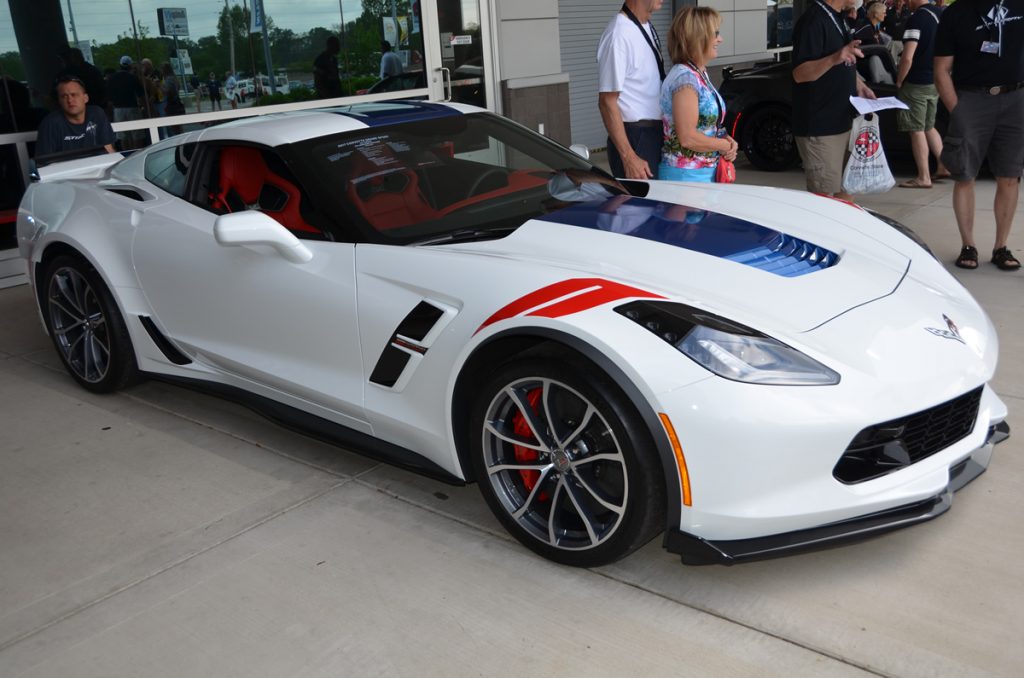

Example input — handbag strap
[621,4,666,81]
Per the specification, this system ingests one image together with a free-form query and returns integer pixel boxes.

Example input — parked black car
[718,45,946,171]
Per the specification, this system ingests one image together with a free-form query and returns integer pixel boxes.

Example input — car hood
[449,182,913,335]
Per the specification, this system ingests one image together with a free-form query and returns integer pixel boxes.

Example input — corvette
[17,101,1009,566]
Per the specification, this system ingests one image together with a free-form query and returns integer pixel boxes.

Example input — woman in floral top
[660,7,738,182]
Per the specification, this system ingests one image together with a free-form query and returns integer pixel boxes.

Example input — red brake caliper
[511,388,549,500]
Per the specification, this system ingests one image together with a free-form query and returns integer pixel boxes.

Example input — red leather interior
[347,146,441,231]
[212,147,318,234]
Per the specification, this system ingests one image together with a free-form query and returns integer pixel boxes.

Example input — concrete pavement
[1,161,1021,677]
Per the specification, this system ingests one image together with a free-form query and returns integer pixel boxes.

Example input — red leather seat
[346,146,441,231]
[211,147,318,234]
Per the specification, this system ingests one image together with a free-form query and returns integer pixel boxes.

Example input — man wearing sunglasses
[598,0,666,180]
[35,76,115,158]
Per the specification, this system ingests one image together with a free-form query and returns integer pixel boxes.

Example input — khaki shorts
[897,83,939,132]
[796,132,849,195]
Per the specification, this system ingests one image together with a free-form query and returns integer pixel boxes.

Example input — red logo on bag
[854,129,881,159]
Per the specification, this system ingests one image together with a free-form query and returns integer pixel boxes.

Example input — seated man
[35,75,115,158]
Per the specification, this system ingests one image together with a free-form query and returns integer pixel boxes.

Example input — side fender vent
[369,301,446,388]
[138,316,192,365]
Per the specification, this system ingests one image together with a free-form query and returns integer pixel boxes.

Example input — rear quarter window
[144,143,196,197]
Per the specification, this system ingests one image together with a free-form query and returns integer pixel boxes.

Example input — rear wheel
[741,105,800,171]
[42,255,138,393]
[469,357,665,567]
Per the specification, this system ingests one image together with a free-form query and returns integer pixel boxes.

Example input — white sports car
[17,102,1010,566]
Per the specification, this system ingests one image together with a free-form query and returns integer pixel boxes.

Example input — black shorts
[941,89,1024,180]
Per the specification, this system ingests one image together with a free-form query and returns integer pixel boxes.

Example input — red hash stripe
[477,278,664,333]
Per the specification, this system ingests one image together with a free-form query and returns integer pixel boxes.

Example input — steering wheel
[465,167,509,199]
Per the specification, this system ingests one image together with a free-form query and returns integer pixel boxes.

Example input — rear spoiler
[32,152,124,183]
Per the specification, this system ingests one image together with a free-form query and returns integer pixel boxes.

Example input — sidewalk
[1,163,1021,677]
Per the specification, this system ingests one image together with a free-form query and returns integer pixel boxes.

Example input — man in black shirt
[106,56,145,150]
[35,76,115,158]
[935,0,1024,271]
[313,36,343,99]
[792,0,877,200]
[895,0,946,188]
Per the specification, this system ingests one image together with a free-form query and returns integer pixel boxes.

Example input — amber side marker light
[658,413,692,507]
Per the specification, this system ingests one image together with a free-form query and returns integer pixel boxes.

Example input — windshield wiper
[410,226,518,246]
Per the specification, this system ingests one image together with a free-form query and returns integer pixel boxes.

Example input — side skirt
[149,374,466,486]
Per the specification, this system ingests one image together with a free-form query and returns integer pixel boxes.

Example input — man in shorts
[935,0,1024,271]
[792,0,877,200]
[895,0,947,188]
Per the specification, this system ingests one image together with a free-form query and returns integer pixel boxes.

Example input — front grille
[833,387,983,484]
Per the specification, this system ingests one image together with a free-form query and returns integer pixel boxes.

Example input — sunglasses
[55,75,87,88]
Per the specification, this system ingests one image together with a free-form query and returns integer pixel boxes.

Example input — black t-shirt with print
[792,0,858,136]
[35,106,115,157]
[935,0,1024,87]
[903,4,943,84]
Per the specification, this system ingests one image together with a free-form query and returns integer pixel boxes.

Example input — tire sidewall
[42,254,137,393]
[743,106,799,171]
[469,356,665,567]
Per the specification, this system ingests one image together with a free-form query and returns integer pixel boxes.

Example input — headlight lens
[616,301,840,386]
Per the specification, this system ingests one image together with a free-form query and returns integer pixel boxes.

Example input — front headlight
[616,301,840,386]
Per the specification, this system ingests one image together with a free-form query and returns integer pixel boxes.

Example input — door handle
[439,67,452,102]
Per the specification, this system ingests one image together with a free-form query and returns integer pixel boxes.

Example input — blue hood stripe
[537,197,839,278]
[329,101,460,127]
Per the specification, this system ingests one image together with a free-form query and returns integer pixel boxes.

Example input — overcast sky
[0,0,381,55]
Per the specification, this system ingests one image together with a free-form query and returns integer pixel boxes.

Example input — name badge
[981,41,1000,54]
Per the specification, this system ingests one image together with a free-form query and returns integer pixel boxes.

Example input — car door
[130,141,369,431]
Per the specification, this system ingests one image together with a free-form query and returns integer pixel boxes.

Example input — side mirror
[569,144,590,160]
[214,210,313,264]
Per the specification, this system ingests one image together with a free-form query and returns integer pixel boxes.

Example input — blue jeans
[607,122,662,179]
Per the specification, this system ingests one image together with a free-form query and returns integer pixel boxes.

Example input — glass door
[420,0,493,109]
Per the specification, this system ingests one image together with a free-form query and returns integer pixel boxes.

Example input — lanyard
[978,0,1006,56]
[815,0,850,42]
[687,62,726,129]
[621,4,666,81]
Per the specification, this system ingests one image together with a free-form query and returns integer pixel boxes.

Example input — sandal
[991,246,1021,271]
[955,246,978,269]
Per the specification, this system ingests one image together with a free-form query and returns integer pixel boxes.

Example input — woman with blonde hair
[660,6,737,182]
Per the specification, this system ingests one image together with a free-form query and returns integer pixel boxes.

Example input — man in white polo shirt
[598,0,666,179]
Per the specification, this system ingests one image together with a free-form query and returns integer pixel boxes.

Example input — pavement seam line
[349,479,890,676]
[0,478,352,654]
[591,570,892,677]
[120,390,359,479]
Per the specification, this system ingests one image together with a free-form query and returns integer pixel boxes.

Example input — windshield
[288,111,627,244]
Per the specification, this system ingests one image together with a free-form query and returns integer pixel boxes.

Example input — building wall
[492,0,572,144]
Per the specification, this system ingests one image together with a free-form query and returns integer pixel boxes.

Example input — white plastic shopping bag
[842,114,895,195]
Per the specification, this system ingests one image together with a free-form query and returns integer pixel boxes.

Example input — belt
[959,82,1024,95]
[623,119,661,128]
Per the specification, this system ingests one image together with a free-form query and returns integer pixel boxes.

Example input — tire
[41,255,139,393]
[469,357,665,567]
[741,105,800,171]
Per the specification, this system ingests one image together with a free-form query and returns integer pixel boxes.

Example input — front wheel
[741,105,800,171]
[42,255,138,393]
[469,357,665,567]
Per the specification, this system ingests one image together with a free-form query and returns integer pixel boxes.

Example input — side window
[144,143,196,197]
[206,145,323,237]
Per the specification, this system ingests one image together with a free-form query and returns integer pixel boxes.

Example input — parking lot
[1,159,1021,677]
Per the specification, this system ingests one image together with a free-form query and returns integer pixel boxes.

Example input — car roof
[194,101,479,147]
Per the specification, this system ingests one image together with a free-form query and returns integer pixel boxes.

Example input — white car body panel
[17,103,1008,565]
